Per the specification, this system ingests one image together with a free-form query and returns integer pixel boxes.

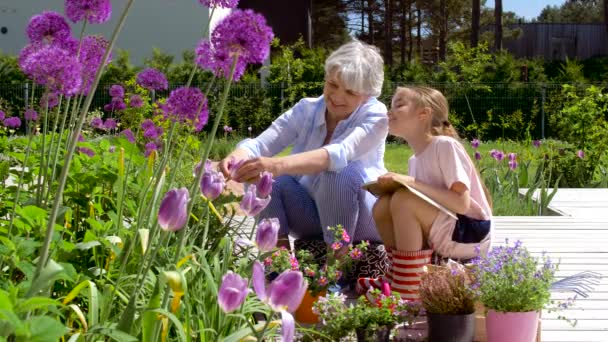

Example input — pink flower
[341,230,351,243]
[349,248,363,260]
[331,242,343,250]
[318,277,328,286]
[577,150,585,159]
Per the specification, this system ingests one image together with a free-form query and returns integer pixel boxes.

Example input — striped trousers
[259,162,381,244]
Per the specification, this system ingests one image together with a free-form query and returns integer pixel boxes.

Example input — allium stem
[43,96,64,202]
[46,96,71,203]
[185,7,215,87]
[6,129,35,239]
[33,0,136,285]
[35,103,50,206]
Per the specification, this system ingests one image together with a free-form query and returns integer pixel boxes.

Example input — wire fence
[1,81,605,140]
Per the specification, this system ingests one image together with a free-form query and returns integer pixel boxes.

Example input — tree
[537,0,602,22]
[471,0,480,47]
[494,0,502,50]
[605,0,608,34]
[439,0,448,60]
[311,0,350,49]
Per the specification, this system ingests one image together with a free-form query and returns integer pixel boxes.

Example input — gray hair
[324,40,385,97]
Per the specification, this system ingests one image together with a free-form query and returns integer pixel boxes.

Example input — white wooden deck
[520,188,608,218]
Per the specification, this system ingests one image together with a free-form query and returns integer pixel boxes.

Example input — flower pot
[355,325,393,342]
[427,312,475,342]
[294,289,326,324]
[486,310,540,342]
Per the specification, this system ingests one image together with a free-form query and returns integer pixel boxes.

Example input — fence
[1,81,605,140]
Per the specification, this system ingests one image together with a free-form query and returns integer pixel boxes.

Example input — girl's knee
[390,188,416,211]
[372,195,391,220]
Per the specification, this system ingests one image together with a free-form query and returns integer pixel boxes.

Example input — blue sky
[485,0,567,20]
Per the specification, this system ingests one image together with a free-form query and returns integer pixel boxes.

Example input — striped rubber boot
[391,249,433,300]
[355,247,393,294]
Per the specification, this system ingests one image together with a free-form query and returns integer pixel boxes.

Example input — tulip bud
[218,271,249,313]
[256,171,273,198]
[200,170,225,200]
[158,188,190,232]
[255,218,280,252]
[240,185,271,217]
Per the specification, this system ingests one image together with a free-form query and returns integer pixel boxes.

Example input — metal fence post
[541,84,546,139]
[24,83,29,132]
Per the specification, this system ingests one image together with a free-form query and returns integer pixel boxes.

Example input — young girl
[357,86,493,300]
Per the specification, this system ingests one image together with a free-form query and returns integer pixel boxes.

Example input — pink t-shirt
[408,135,491,221]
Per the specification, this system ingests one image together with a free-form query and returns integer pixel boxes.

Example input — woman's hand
[233,157,281,183]
[219,149,250,179]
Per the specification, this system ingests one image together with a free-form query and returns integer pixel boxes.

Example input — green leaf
[26,259,65,298]
[148,308,188,342]
[75,241,101,250]
[222,322,266,342]
[142,278,162,342]
[62,280,99,327]
[27,316,68,342]
[16,297,60,313]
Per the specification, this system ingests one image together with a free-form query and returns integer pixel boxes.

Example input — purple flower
[78,35,112,94]
[0,111,5,121]
[255,218,280,252]
[77,147,95,157]
[104,98,126,112]
[533,140,541,148]
[349,248,363,259]
[508,153,517,162]
[108,145,116,153]
[90,117,104,129]
[129,95,143,108]
[240,185,271,217]
[145,142,158,157]
[490,149,505,161]
[471,139,480,149]
[158,188,190,232]
[196,10,273,81]
[141,119,154,131]
[78,133,85,142]
[24,109,39,121]
[474,151,481,160]
[103,118,117,130]
[199,0,240,9]
[20,45,82,96]
[3,117,21,129]
[120,129,136,143]
[166,87,209,131]
[577,150,585,159]
[227,156,246,179]
[194,160,213,177]
[218,271,249,313]
[252,261,307,342]
[65,0,112,24]
[40,92,60,108]
[136,68,168,91]
[256,172,273,198]
[200,170,226,201]
[508,160,518,170]
[143,126,163,140]
[26,11,71,45]
[109,84,124,98]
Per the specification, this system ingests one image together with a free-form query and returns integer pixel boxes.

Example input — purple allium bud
[144,142,158,157]
[240,185,271,217]
[90,117,103,129]
[109,84,124,98]
[533,140,541,148]
[103,118,117,130]
[199,0,240,9]
[200,170,226,201]
[3,117,21,129]
[40,92,59,108]
[256,171,273,198]
[158,187,190,232]
[474,151,481,160]
[577,150,584,159]
[26,11,71,45]
[65,0,112,24]
[136,68,168,91]
[218,271,249,313]
[77,147,95,157]
[120,129,135,143]
[255,218,280,252]
[129,94,143,108]
[471,139,480,149]
[24,109,39,121]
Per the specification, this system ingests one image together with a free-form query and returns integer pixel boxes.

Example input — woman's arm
[232,149,330,183]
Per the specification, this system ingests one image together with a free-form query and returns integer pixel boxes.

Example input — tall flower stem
[35,103,50,206]
[45,97,72,203]
[6,127,35,239]
[33,0,136,284]
[185,7,215,88]
[42,96,64,201]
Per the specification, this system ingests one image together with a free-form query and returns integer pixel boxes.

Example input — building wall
[0,1,210,65]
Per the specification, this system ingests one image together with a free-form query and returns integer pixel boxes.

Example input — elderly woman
[220,40,388,261]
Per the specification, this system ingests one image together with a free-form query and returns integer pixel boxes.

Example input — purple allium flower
[218,271,249,313]
[40,92,60,108]
[0,111,5,121]
[577,150,585,159]
[120,129,135,143]
[136,68,169,91]
[195,9,273,81]
[90,117,103,129]
[255,218,280,252]
[109,84,124,98]
[103,118,117,130]
[20,45,82,96]
[145,142,158,157]
[533,140,541,148]
[199,0,240,9]
[474,151,481,160]
[26,11,71,45]
[141,119,155,131]
[3,117,21,128]
[78,35,112,94]
[166,87,209,131]
[104,98,126,112]
[77,146,95,157]
[24,109,39,121]
[65,0,112,24]
[471,139,480,149]
[129,94,143,108]
[200,169,225,200]
[78,133,85,142]
[256,171,273,198]
[158,187,190,232]
[240,184,271,217]
[143,126,163,140]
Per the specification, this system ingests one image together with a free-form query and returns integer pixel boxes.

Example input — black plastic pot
[427,312,475,342]
[356,325,393,342]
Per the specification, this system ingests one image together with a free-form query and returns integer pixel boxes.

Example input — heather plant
[419,262,476,315]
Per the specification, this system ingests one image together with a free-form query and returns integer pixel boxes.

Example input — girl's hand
[377,172,414,186]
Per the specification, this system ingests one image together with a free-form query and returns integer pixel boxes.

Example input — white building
[0,1,229,65]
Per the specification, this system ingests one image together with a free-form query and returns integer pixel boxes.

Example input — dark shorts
[451,214,491,244]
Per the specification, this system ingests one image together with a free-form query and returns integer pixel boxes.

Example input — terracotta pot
[427,312,475,342]
[294,289,326,324]
[486,310,540,342]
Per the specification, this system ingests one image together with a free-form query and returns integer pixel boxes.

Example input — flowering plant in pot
[470,240,561,342]
[419,261,477,342]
